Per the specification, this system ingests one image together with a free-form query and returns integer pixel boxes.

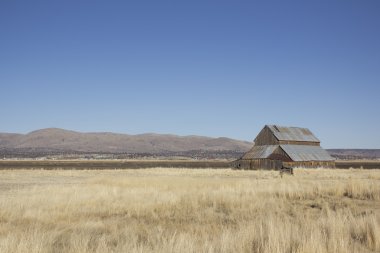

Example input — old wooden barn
[232,125,335,169]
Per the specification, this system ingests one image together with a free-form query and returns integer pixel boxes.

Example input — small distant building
[232,125,335,169]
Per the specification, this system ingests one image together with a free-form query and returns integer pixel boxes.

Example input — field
[0,168,380,253]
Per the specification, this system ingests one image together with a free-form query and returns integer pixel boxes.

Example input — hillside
[2,129,379,160]
[0,128,252,155]
[327,149,380,160]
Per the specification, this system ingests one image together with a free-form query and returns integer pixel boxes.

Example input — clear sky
[1,1,379,148]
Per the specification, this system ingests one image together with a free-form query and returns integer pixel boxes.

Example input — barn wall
[231,159,283,170]
[232,159,335,170]
[250,159,283,170]
[230,159,251,169]
[268,146,292,162]
[254,126,279,145]
[283,161,335,168]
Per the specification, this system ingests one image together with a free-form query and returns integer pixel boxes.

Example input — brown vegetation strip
[335,160,380,169]
[1,160,380,169]
[0,160,230,169]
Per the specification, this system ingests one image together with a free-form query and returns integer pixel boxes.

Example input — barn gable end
[254,126,279,145]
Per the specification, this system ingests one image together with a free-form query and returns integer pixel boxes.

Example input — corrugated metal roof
[267,125,320,143]
[280,145,334,161]
[242,145,278,159]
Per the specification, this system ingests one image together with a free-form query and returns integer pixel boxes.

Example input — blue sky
[1,1,379,148]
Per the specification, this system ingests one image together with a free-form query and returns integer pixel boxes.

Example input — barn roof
[241,145,278,159]
[280,145,334,161]
[267,125,320,143]
[240,144,334,162]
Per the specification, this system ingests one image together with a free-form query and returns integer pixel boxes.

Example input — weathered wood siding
[250,159,283,170]
[230,159,252,169]
[231,159,283,170]
[268,146,292,162]
[231,159,335,170]
[283,161,335,168]
[254,126,279,145]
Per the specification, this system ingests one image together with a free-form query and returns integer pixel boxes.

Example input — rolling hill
[1,128,379,160]
[0,128,252,154]
[327,149,380,160]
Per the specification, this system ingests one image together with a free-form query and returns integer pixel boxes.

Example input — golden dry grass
[0,168,380,253]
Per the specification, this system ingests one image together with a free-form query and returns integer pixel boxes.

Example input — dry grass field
[0,168,379,253]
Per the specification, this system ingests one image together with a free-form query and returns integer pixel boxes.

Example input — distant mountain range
[0,128,252,155]
[327,149,380,160]
[0,128,379,159]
